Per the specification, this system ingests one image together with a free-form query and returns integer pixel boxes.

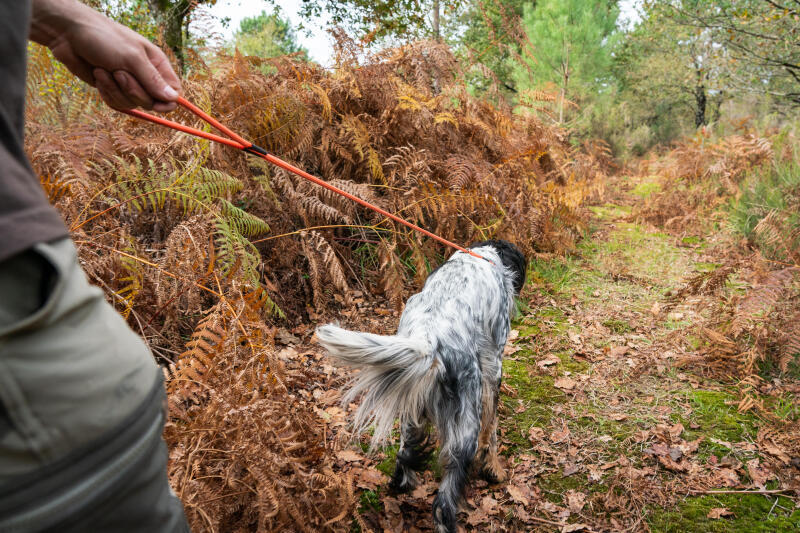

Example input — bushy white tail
[316,324,437,448]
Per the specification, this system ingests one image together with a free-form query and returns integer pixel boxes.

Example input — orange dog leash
[121,97,488,262]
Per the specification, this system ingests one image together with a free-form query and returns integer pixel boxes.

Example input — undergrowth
[24,35,608,531]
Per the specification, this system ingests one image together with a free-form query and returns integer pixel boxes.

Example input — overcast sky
[201,0,335,65]
[200,0,641,67]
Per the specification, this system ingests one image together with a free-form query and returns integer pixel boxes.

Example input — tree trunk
[559,44,570,124]
[432,0,440,40]
[147,0,191,74]
[694,68,707,128]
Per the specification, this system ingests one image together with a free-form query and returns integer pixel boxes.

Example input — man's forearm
[29,0,97,49]
[27,0,181,111]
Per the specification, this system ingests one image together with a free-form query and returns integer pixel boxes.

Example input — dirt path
[342,174,800,532]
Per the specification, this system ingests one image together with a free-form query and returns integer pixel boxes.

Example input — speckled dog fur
[317,240,526,533]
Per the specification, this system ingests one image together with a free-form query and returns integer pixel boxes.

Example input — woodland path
[341,172,800,533]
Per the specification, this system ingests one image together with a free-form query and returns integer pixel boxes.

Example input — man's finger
[113,71,154,109]
[145,45,181,95]
[94,68,136,110]
[124,44,180,104]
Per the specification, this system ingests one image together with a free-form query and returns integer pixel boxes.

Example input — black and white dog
[316,240,526,533]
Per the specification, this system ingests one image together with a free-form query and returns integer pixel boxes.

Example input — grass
[632,181,662,198]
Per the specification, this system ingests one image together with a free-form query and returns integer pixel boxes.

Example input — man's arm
[30,0,182,111]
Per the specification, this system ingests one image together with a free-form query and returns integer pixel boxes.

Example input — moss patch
[672,389,760,459]
[648,492,800,532]
[588,204,633,220]
[632,182,661,198]
[500,358,565,451]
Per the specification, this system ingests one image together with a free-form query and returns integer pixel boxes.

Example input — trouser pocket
[0,375,189,533]
[0,237,159,474]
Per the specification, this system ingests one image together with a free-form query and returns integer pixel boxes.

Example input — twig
[767,497,780,519]
[689,489,795,495]
[528,514,599,533]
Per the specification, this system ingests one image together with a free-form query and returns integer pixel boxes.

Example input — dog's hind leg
[432,404,480,533]
[475,379,506,483]
[388,421,431,494]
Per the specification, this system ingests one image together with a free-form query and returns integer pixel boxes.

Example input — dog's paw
[432,494,458,533]
[477,454,507,484]
[479,464,507,484]
[388,469,418,494]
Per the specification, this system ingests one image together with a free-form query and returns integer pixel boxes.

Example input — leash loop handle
[119,99,489,263]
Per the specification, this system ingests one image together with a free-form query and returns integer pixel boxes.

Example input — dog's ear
[470,240,527,293]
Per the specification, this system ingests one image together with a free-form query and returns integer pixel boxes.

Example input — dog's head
[470,239,527,294]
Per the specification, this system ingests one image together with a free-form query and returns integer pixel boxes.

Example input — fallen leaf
[410,483,432,499]
[277,347,299,360]
[507,484,530,507]
[352,467,388,490]
[336,449,364,462]
[480,495,499,514]
[565,490,586,513]
[668,423,685,440]
[276,328,300,345]
[568,331,582,345]
[707,507,733,519]
[555,377,577,390]
[746,459,772,488]
[562,524,590,533]
[551,425,571,443]
[504,343,522,356]
[538,355,561,368]
[529,426,546,443]
[466,507,489,526]
[609,345,628,357]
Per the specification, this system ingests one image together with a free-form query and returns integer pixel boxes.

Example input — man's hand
[30,0,182,112]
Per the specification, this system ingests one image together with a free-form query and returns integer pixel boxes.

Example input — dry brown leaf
[538,355,561,368]
[507,484,531,507]
[707,507,733,519]
[554,376,577,390]
[336,449,364,462]
[565,490,587,513]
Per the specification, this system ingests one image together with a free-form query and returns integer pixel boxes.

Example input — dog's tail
[316,324,437,448]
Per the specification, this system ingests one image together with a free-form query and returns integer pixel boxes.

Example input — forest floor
[285,172,800,532]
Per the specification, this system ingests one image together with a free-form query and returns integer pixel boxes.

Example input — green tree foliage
[232,11,308,59]
[651,0,800,106]
[456,0,526,100]
[608,2,726,154]
[512,0,620,123]
[298,0,463,41]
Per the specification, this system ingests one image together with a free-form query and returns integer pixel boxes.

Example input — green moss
[632,182,661,198]
[681,235,703,246]
[694,262,722,273]
[602,318,633,334]
[375,445,398,477]
[649,493,800,532]
[590,223,687,286]
[672,389,760,459]
[588,204,633,220]
[556,351,590,374]
[500,358,565,451]
[528,257,580,295]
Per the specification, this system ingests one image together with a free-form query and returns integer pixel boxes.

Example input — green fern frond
[219,198,271,237]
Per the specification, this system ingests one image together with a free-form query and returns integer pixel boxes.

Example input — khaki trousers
[0,238,189,532]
